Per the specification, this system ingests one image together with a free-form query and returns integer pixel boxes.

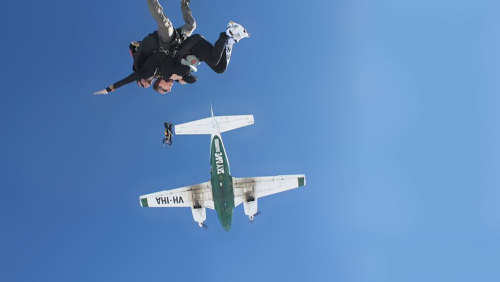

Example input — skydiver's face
[155,79,174,94]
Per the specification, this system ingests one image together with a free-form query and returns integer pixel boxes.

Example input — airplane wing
[140,181,214,210]
[233,174,306,207]
[174,117,212,135]
[215,115,254,133]
[174,115,254,135]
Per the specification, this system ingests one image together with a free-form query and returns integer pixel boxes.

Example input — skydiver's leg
[207,37,236,73]
[189,32,229,68]
[178,0,196,38]
[147,0,175,47]
[208,52,227,74]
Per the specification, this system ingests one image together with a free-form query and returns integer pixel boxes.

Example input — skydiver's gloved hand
[93,89,108,95]
[182,75,197,84]
[168,74,186,85]
[169,73,197,84]
[169,74,183,81]
[94,89,108,95]
[137,78,153,88]
[93,85,115,95]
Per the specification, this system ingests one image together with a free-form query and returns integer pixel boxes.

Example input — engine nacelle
[244,199,258,220]
[191,206,206,227]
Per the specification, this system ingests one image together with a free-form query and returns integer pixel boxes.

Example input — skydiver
[163,122,173,146]
[94,0,249,95]
[129,0,197,89]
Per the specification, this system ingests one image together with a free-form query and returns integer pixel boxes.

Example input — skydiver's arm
[93,59,161,95]
[94,47,169,95]
[108,59,161,92]
[178,0,196,37]
[107,66,158,92]
[168,74,185,84]
[169,74,183,81]
[147,0,175,44]
[173,73,197,84]
[167,73,195,85]
[110,73,142,90]
[183,73,197,84]
[137,78,153,88]
[160,62,191,80]
[93,72,141,94]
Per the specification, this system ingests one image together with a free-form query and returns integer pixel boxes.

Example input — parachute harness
[155,33,203,72]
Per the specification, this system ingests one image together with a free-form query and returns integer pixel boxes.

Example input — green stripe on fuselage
[210,135,234,231]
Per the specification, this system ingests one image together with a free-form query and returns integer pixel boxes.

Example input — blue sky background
[2,0,500,281]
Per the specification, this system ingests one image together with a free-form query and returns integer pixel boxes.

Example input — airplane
[139,108,306,231]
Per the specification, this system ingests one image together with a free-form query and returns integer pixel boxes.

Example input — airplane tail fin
[175,115,254,135]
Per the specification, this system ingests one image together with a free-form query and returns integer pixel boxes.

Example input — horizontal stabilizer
[175,115,254,135]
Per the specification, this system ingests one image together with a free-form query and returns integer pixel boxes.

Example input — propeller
[198,222,209,229]
[248,211,263,223]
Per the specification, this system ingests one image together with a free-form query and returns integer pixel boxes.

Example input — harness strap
[173,34,203,62]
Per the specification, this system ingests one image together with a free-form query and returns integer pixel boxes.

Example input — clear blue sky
[1,0,500,281]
